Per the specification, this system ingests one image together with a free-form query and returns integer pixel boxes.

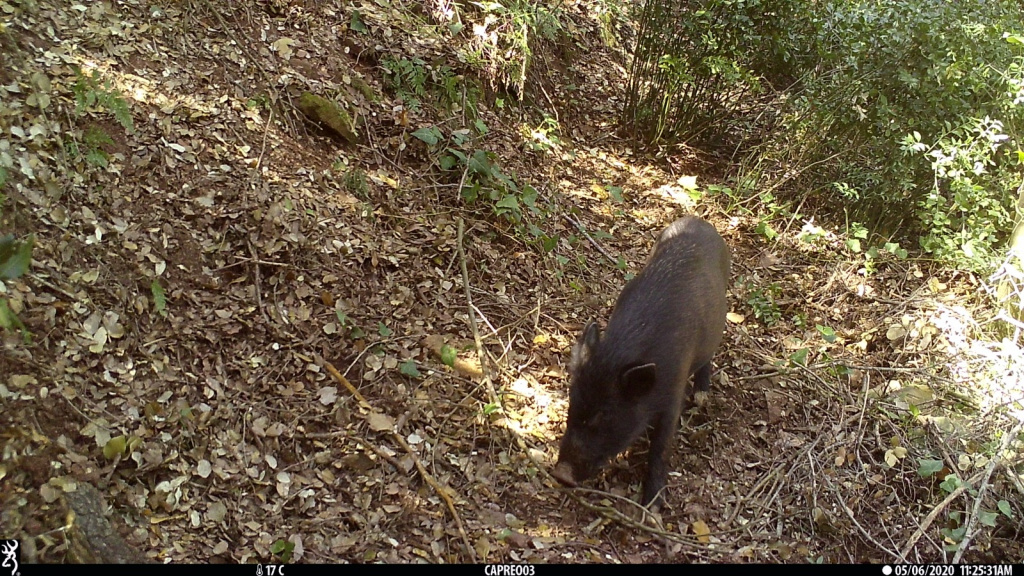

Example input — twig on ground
[563,488,711,556]
[953,419,1023,563]
[830,480,904,561]
[248,241,270,324]
[726,465,782,526]
[900,482,970,559]
[210,256,287,274]
[324,361,478,562]
[457,216,500,407]
[254,106,274,175]
[196,0,295,134]
[563,213,618,265]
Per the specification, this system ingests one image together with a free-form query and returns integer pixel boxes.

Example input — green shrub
[904,116,1019,271]
[624,0,817,145]
[72,66,134,133]
[460,1,564,98]
[773,0,1022,240]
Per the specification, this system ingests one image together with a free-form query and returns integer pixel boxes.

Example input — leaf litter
[0,0,1021,566]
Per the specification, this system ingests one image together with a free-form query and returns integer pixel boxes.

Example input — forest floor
[1,0,1022,564]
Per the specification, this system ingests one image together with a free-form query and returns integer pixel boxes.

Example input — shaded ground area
[1,0,1022,564]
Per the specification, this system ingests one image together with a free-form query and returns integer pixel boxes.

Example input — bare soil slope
[1,0,1021,564]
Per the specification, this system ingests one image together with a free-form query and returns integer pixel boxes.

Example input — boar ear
[570,321,600,373]
[619,363,657,398]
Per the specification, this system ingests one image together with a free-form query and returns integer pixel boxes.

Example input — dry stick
[1008,463,1024,498]
[28,274,79,301]
[953,419,1024,563]
[324,361,478,562]
[854,370,872,448]
[456,217,500,406]
[248,242,271,324]
[928,423,964,484]
[566,489,708,554]
[740,444,813,531]
[726,412,855,527]
[563,213,618,265]
[350,436,410,478]
[210,256,287,274]
[900,483,970,560]
[254,107,274,174]
[725,465,783,525]
[837,363,946,374]
[828,479,904,561]
[470,302,501,340]
[729,370,784,382]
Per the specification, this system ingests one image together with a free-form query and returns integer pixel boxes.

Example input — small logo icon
[1,540,19,576]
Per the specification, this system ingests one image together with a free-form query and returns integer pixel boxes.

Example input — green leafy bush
[382,57,474,114]
[624,0,816,144]
[770,0,1022,245]
[460,1,564,98]
[693,0,1024,269]
[903,117,1018,270]
[411,124,545,227]
[0,234,34,340]
[72,66,134,133]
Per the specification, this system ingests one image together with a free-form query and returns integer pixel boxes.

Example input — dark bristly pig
[551,215,730,507]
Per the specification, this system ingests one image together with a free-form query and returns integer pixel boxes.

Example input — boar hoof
[693,390,709,407]
[551,462,578,487]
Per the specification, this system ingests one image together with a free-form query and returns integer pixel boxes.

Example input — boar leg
[642,402,682,507]
[693,361,712,392]
[691,361,712,407]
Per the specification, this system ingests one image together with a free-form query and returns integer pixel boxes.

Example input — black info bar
[7,562,1021,576]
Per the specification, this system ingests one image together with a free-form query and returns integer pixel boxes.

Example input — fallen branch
[563,213,618,265]
[197,0,296,135]
[831,482,903,561]
[564,488,709,556]
[900,483,969,559]
[254,107,274,175]
[456,217,500,406]
[248,241,270,324]
[324,361,477,562]
[953,419,1023,563]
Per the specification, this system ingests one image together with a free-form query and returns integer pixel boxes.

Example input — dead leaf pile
[0,0,1020,566]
